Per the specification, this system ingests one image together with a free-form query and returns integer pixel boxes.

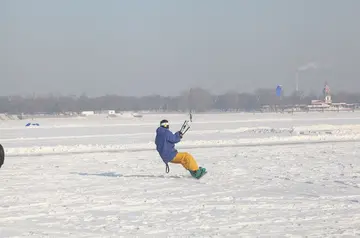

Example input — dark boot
[189,167,206,179]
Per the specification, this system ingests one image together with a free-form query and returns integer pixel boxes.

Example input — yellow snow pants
[170,152,199,171]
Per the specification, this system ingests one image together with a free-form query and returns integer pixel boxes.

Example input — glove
[178,131,183,138]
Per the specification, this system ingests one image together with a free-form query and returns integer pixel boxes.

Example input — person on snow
[155,119,206,179]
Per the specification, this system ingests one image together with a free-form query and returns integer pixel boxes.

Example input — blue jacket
[155,127,182,163]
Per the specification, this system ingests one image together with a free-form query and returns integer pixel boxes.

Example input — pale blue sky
[1,0,360,96]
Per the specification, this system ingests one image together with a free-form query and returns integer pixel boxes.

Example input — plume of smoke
[297,62,318,71]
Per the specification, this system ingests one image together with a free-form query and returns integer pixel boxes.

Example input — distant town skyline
[2,0,360,97]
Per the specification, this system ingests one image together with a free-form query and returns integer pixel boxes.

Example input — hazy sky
[2,0,360,97]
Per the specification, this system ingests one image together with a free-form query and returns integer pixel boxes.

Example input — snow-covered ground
[1,112,360,237]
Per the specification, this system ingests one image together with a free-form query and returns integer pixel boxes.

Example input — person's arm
[166,130,182,143]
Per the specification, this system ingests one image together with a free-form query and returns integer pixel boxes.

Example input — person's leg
[170,152,199,171]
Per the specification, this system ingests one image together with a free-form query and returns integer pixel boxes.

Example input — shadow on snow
[70,171,185,179]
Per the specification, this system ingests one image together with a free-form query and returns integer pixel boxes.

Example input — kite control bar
[180,120,190,135]
[179,112,192,136]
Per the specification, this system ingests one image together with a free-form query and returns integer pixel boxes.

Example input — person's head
[160,119,169,129]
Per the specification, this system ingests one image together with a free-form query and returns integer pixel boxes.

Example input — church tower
[323,82,332,104]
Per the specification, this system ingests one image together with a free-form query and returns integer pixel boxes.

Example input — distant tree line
[1,88,360,114]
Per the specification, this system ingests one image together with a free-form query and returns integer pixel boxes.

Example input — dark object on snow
[25,123,40,127]
[0,144,4,168]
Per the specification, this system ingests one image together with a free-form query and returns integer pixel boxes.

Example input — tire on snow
[0,144,4,168]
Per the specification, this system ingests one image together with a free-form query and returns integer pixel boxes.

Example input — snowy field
[1,112,360,237]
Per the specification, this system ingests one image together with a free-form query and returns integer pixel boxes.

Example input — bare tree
[1,88,359,114]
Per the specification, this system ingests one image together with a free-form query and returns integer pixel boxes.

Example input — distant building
[81,111,95,116]
[307,82,354,112]
[261,82,356,113]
